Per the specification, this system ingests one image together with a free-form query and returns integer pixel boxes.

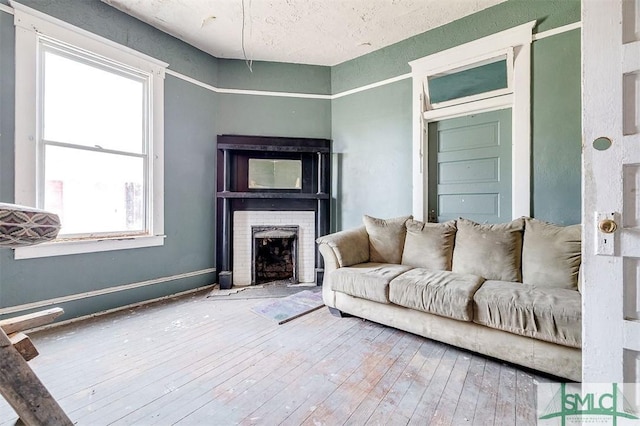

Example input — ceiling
[101,0,507,66]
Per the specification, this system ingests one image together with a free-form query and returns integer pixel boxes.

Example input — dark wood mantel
[215,135,331,289]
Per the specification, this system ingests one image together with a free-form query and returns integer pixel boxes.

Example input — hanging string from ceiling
[241,0,253,73]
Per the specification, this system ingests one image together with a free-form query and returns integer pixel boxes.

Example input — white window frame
[409,21,535,221]
[11,1,168,259]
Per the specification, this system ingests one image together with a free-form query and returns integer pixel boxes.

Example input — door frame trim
[409,21,535,221]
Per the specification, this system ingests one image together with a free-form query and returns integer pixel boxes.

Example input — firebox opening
[252,226,298,284]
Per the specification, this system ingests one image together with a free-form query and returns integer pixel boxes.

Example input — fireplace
[252,226,298,284]
[216,135,331,289]
[233,211,315,285]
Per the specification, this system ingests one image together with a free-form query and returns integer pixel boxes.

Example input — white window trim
[11,1,168,259]
[409,21,535,221]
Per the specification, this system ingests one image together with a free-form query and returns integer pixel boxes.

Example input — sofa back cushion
[401,219,457,270]
[452,217,524,282]
[522,218,581,290]
[363,215,412,264]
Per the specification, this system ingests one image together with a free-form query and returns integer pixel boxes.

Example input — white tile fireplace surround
[233,211,316,286]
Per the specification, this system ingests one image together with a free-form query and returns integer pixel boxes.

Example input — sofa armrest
[317,226,369,309]
[316,226,370,267]
[318,243,339,308]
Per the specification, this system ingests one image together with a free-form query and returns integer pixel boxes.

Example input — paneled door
[427,108,512,223]
[582,0,640,382]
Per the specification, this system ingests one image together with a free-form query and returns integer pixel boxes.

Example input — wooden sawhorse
[0,308,72,425]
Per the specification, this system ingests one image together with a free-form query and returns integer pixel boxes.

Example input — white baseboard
[27,283,216,333]
[0,268,216,315]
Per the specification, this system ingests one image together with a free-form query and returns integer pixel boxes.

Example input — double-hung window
[12,2,167,259]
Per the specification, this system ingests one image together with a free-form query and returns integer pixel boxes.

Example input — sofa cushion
[522,218,581,290]
[330,263,413,304]
[401,219,456,271]
[452,217,524,282]
[389,268,484,321]
[473,280,581,348]
[363,215,412,264]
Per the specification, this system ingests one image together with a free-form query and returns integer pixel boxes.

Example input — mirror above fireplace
[248,159,302,189]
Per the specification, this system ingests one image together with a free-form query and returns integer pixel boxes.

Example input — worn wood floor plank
[302,330,412,425]
[355,334,424,426]
[494,363,517,426]
[450,355,486,425]
[388,340,445,421]
[228,320,363,422]
[363,337,430,426]
[241,321,383,425]
[429,351,472,425]
[71,302,281,423]
[515,370,539,425]
[234,319,385,425]
[152,309,348,425]
[472,358,501,425]
[35,296,245,397]
[407,346,458,425]
[103,303,325,425]
[0,291,548,426]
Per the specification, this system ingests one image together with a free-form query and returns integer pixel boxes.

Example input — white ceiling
[101,0,507,66]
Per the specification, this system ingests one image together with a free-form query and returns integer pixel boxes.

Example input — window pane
[44,145,145,236]
[42,49,145,153]
[428,59,508,104]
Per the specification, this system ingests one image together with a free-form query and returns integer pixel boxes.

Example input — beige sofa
[317,215,582,381]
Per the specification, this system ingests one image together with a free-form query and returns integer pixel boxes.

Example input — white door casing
[409,21,535,222]
[582,0,640,382]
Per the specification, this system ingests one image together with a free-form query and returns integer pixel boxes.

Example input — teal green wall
[0,0,331,321]
[216,94,331,139]
[217,59,331,94]
[531,30,581,224]
[332,0,581,93]
[331,80,412,230]
[331,0,582,228]
[215,59,331,139]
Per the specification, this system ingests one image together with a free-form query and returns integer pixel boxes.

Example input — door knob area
[598,219,618,234]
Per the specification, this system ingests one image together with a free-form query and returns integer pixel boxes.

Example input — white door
[582,0,640,382]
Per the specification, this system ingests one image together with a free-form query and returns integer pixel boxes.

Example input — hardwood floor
[0,290,549,425]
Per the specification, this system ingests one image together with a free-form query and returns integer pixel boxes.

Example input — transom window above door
[426,52,512,109]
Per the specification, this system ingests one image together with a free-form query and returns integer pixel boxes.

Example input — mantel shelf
[218,143,330,154]
[217,191,330,200]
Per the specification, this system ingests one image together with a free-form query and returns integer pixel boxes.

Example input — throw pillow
[522,218,581,290]
[401,219,457,270]
[452,217,524,282]
[363,214,412,264]
[0,203,61,248]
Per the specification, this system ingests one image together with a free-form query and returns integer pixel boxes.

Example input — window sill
[13,235,166,260]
